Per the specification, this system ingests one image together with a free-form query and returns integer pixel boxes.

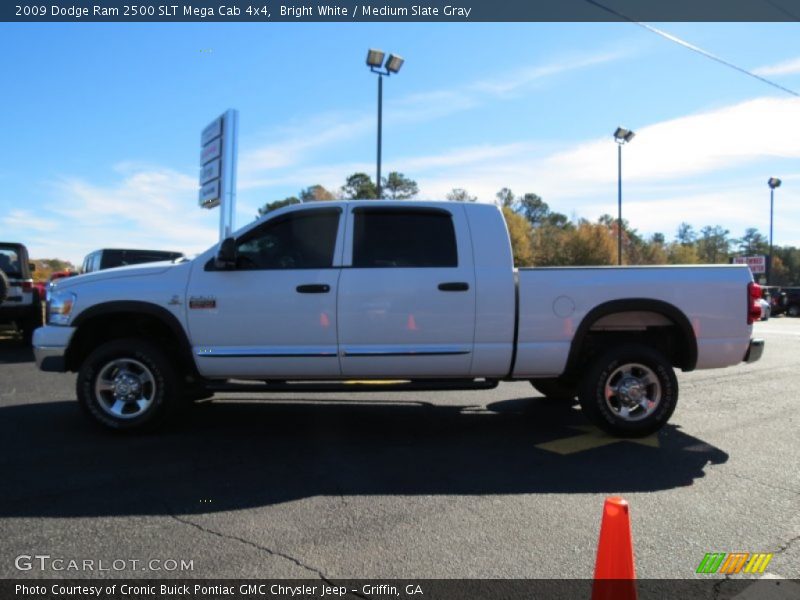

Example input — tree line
[254,171,797,287]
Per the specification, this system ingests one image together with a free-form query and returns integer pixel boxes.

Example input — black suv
[0,242,44,344]
[80,248,184,273]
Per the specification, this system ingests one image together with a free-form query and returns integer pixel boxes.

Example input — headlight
[48,291,77,326]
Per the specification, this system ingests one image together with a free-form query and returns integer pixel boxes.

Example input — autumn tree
[382,172,418,200]
[676,222,697,246]
[501,206,534,266]
[735,228,769,256]
[667,243,701,264]
[561,220,616,265]
[299,185,336,202]
[697,225,731,263]
[517,193,549,225]
[30,259,77,282]
[495,187,515,208]
[258,197,300,216]
[446,188,477,202]
[341,173,379,199]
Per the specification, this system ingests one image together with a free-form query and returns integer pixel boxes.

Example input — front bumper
[33,325,76,372]
[744,338,765,363]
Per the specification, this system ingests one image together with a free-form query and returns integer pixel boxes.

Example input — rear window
[0,248,22,278]
[352,208,458,268]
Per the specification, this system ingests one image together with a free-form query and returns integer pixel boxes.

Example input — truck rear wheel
[578,344,678,438]
[76,338,181,431]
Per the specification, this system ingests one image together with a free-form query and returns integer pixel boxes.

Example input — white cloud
[3,210,58,233]
[237,48,628,186]
[29,165,220,264]
[754,56,800,77]
[533,96,800,194]
[394,96,800,244]
[238,113,373,180]
[468,51,626,96]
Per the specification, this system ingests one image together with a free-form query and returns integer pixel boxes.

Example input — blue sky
[1,22,799,264]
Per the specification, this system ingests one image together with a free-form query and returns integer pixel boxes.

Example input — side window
[235,209,340,270]
[83,253,99,273]
[352,209,458,268]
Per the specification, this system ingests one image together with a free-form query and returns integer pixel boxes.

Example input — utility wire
[583,0,800,98]
[763,0,800,22]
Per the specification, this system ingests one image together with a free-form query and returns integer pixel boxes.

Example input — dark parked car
[783,287,800,317]
[80,248,184,274]
[0,242,44,344]
[761,286,787,317]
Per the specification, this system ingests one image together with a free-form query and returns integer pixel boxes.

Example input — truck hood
[53,260,183,291]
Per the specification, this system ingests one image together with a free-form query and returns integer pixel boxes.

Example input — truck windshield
[0,248,22,278]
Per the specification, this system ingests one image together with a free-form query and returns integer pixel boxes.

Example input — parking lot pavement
[0,319,798,580]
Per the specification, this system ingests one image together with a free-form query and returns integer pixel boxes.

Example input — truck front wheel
[578,344,678,438]
[76,338,180,431]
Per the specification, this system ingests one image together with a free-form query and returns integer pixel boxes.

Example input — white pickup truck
[34,201,764,436]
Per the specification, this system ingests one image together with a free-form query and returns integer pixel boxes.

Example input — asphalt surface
[0,319,798,581]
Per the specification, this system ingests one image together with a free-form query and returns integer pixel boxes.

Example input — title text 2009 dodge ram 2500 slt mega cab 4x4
[34,201,764,436]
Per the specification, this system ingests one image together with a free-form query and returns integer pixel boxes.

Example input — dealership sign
[199,109,239,240]
[733,255,766,274]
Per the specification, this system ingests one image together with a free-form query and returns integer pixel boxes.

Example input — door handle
[438,282,469,292]
[296,284,330,294]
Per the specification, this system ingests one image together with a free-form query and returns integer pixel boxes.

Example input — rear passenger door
[337,205,476,378]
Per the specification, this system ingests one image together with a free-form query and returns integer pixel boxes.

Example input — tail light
[747,282,762,324]
[21,281,33,292]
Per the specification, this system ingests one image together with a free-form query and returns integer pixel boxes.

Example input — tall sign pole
[199,109,239,241]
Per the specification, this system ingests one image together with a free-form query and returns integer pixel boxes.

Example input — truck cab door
[186,206,344,380]
[337,205,476,378]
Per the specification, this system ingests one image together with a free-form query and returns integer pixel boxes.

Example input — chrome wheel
[94,358,156,419]
[603,363,661,422]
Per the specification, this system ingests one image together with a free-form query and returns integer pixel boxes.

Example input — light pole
[613,127,635,265]
[767,177,782,285]
[366,49,404,199]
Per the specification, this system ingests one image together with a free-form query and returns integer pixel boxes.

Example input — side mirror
[215,237,236,269]
[29,263,36,272]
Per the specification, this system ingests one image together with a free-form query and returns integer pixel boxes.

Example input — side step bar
[206,379,500,394]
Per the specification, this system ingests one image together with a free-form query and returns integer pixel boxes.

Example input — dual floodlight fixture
[614,127,636,144]
[366,48,404,75]
[768,177,782,190]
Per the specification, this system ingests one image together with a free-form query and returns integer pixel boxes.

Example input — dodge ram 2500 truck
[34,201,764,436]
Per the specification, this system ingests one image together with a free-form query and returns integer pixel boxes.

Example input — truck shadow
[0,396,728,518]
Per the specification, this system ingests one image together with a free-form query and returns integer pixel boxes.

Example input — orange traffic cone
[592,496,637,600]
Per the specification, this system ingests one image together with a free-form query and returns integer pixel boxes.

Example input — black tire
[788,304,800,318]
[76,338,182,431]
[530,377,578,400]
[0,270,8,304]
[578,344,678,438]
